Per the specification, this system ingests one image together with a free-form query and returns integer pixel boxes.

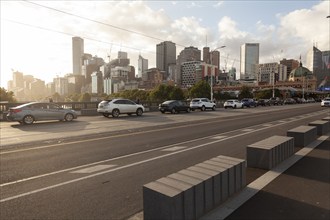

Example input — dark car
[257,99,270,106]
[284,98,296,104]
[269,97,283,105]
[241,98,257,107]
[159,100,191,114]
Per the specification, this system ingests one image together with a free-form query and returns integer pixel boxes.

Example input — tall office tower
[210,50,220,69]
[175,46,201,84]
[156,41,176,79]
[280,58,300,80]
[138,55,148,78]
[72,36,84,75]
[203,47,210,63]
[12,71,24,88]
[240,43,259,80]
[306,46,328,87]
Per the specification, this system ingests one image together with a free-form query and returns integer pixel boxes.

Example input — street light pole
[210,46,226,101]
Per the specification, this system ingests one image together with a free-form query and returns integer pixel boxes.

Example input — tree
[189,80,210,99]
[169,86,185,100]
[79,93,91,102]
[238,86,253,99]
[0,87,16,102]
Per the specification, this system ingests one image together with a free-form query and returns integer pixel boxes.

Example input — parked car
[257,99,271,106]
[283,98,296,104]
[189,98,216,111]
[97,99,145,118]
[6,102,77,125]
[321,97,330,107]
[269,97,283,105]
[159,100,191,114]
[223,99,243,109]
[241,98,257,107]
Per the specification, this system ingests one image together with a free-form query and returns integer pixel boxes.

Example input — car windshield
[191,99,200,103]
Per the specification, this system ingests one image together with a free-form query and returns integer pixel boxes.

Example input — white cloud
[213,1,224,8]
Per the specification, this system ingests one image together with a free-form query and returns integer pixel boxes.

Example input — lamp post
[210,46,226,101]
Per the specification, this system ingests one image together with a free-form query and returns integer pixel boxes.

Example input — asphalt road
[0,103,329,219]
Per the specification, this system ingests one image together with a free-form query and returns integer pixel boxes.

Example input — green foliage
[169,86,185,100]
[0,87,16,102]
[255,89,282,99]
[238,86,253,99]
[79,93,91,102]
[189,80,211,99]
[65,93,81,102]
[51,93,63,102]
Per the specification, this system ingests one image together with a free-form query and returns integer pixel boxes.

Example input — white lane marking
[161,146,186,152]
[262,124,273,127]
[211,136,228,140]
[200,135,329,220]
[1,112,328,202]
[71,165,116,174]
[241,129,254,132]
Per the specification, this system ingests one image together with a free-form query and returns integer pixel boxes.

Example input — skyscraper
[138,55,148,78]
[72,37,84,75]
[240,43,259,80]
[156,41,176,79]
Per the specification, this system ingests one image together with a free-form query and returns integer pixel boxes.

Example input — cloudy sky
[1,0,329,88]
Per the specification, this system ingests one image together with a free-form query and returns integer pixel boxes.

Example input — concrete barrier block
[196,163,229,202]
[287,125,317,147]
[178,169,214,213]
[210,158,241,192]
[247,145,273,170]
[156,177,194,220]
[167,173,204,219]
[188,166,221,206]
[308,120,330,135]
[216,155,247,187]
[143,181,183,220]
[322,116,330,121]
[203,160,235,196]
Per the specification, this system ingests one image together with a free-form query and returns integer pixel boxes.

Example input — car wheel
[224,106,227,109]
[171,108,176,114]
[112,109,120,117]
[186,108,191,113]
[201,106,206,111]
[102,113,110,117]
[160,110,165,114]
[212,105,216,111]
[64,113,74,122]
[136,108,143,116]
[23,115,34,125]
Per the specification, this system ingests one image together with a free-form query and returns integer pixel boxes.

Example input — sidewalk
[203,138,330,220]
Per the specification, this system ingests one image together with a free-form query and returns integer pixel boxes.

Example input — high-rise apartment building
[175,46,201,84]
[156,41,176,79]
[240,43,259,80]
[138,55,148,78]
[72,36,84,75]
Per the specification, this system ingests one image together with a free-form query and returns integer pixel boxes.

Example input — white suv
[321,97,330,107]
[190,98,216,111]
[97,99,145,117]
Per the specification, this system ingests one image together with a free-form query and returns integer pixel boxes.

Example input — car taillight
[10,109,22,113]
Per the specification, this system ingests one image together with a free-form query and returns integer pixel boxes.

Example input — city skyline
[1,0,329,89]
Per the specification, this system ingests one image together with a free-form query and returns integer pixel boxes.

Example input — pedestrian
[136,98,140,104]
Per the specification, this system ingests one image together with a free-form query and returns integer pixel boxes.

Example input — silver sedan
[6,102,78,125]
